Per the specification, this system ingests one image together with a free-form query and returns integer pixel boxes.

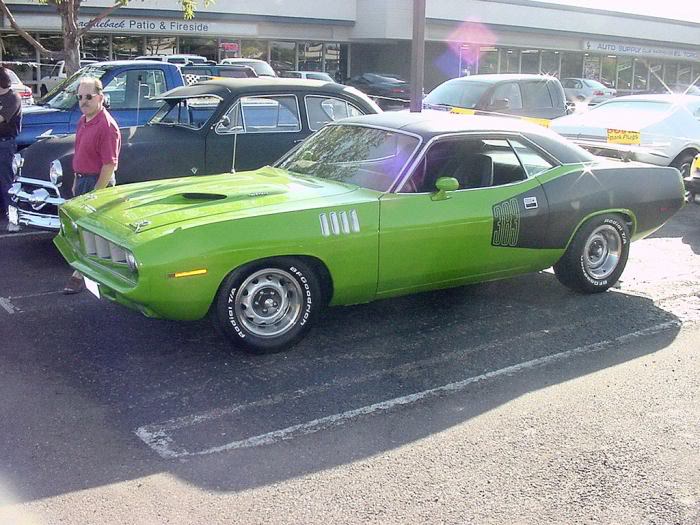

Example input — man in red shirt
[63,77,121,294]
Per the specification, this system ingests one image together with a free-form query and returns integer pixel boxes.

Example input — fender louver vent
[181,193,227,200]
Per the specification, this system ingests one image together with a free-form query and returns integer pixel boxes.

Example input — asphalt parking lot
[1,204,699,524]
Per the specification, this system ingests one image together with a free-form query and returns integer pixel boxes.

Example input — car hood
[72,167,367,235]
[552,109,669,137]
[22,104,71,125]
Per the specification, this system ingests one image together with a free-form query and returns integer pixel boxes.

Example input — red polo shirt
[72,108,121,175]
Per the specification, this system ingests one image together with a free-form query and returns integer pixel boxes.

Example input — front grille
[80,229,127,264]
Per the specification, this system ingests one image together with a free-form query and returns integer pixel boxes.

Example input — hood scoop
[181,192,227,201]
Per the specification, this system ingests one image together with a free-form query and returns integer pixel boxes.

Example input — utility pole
[410,0,426,112]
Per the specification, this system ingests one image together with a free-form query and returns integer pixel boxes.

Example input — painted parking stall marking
[135,320,680,459]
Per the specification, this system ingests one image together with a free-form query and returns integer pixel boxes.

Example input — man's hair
[78,77,104,94]
[0,67,13,89]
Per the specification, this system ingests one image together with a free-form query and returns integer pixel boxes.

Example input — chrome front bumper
[8,177,65,231]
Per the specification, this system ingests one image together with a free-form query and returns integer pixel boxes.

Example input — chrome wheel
[583,225,622,280]
[233,268,304,338]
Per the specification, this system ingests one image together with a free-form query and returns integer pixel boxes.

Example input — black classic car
[9,78,381,230]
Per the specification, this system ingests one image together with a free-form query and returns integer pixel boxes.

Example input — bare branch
[0,0,61,58]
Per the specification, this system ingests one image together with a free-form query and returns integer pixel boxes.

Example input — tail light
[390,87,404,93]
[18,87,32,99]
[593,90,604,96]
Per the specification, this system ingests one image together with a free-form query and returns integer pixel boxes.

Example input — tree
[0,0,213,74]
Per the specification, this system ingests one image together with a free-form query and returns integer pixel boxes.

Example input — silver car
[562,78,616,105]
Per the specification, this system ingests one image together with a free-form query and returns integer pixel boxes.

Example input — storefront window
[112,35,144,60]
[664,63,678,85]
[1,34,36,61]
[145,36,177,57]
[298,42,323,71]
[81,34,109,61]
[540,51,559,76]
[678,63,692,86]
[271,41,296,74]
[560,52,583,79]
[601,56,617,88]
[583,54,600,80]
[648,62,664,93]
[692,65,700,87]
[241,40,268,60]
[633,59,649,91]
[502,49,519,73]
[616,56,633,93]
[478,47,498,74]
[520,49,539,74]
[179,37,217,61]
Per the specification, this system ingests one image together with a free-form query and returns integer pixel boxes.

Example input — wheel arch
[671,147,699,173]
[562,209,636,252]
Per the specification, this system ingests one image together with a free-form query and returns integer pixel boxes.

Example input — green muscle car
[54,111,685,353]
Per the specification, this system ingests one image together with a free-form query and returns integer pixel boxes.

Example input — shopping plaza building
[2,0,699,94]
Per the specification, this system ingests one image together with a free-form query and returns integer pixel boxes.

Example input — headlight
[11,153,23,180]
[49,159,63,187]
[125,251,138,273]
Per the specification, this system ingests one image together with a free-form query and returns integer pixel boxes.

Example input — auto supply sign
[584,40,699,61]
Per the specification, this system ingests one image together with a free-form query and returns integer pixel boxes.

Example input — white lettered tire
[214,258,321,353]
[554,214,630,293]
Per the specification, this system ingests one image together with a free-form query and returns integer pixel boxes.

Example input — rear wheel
[554,214,630,293]
[213,258,321,353]
[672,151,696,179]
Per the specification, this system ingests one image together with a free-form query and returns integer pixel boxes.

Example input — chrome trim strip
[349,209,360,232]
[319,213,330,237]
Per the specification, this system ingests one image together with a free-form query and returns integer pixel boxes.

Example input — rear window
[522,81,554,109]
[424,79,491,109]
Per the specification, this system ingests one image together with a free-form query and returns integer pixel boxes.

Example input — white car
[219,58,276,77]
[279,70,336,82]
[562,78,617,105]
[135,54,207,65]
[5,68,34,105]
[551,94,700,178]
[39,59,97,96]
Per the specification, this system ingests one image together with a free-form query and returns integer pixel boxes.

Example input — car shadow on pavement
[0,266,683,503]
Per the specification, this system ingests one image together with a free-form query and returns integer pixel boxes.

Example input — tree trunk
[60,4,81,75]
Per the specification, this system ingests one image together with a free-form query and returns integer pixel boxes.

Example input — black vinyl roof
[156,78,358,100]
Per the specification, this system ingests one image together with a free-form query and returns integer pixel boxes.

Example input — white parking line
[135,320,681,459]
[0,230,53,240]
[0,297,18,314]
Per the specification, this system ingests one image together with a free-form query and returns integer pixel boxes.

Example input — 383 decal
[492,198,521,247]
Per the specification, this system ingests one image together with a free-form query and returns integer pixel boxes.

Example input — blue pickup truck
[18,60,185,148]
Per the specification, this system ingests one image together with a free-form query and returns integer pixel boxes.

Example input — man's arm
[95,163,116,190]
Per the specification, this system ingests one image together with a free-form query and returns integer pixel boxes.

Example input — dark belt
[75,172,99,178]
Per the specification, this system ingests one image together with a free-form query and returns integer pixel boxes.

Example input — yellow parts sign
[449,107,551,128]
[450,107,477,115]
[607,129,641,145]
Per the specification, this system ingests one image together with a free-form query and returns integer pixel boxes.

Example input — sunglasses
[76,94,99,101]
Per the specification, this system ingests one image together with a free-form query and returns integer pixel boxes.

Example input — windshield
[278,124,420,192]
[149,95,222,129]
[424,79,491,109]
[589,100,675,115]
[38,66,108,109]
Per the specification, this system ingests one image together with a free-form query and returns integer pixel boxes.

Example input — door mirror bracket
[431,177,459,201]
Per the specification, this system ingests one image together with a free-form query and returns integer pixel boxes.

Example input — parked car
[280,71,335,82]
[136,54,207,65]
[345,73,409,109]
[3,66,34,105]
[219,58,277,77]
[180,64,258,84]
[38,59,98,96]
[423,74,568,121]
[666,84,700,96]
[551,94,700,178]
[52,111,683,353]
[562,77,617,105]
[19,60,185,148]
[8,78,381,231]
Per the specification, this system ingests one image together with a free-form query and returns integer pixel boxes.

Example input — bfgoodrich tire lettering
[553,214,630,293]
[214,258,321,353]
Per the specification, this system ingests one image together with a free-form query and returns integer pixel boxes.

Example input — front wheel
[553,214,630,293]
[672,151,697,179]
[213,258,322,354]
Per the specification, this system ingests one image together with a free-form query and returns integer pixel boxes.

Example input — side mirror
[432,176,459,201]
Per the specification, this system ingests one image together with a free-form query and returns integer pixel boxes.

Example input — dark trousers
[0,138,16,218]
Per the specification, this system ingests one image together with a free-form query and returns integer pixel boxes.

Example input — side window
[490,83,523,110]
[218,95,301,134]
[508,139,555,177]
[481,139,528,185]
[305,96,364,131]
[104,69,167,110]
[522,81,554,109]
[563,79,574,89]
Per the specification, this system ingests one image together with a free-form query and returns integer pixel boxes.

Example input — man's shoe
[63,275,84,295]
[6,222,20,232]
